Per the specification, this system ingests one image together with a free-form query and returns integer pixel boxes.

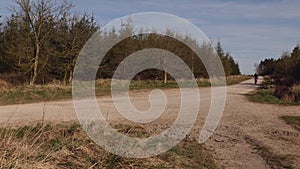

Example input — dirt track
[203,79,300,169]
[0,78,299,168]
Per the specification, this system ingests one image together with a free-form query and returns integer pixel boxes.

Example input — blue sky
[1,0,300,74]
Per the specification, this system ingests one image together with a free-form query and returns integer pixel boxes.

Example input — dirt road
[0,78,299,168]
[202,80,300,169]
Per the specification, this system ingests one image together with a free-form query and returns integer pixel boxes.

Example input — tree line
[257,44,300,101]
[0,0,241,86]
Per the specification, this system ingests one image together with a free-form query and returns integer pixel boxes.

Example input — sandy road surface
[0,78,299,168]
[202,79,300,169]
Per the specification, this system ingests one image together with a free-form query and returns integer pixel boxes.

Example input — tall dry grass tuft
[0,123,217,168]
[0,123,110,168]
[0,124,53,168]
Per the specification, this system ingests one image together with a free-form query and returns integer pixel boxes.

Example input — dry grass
[0,123,217,169]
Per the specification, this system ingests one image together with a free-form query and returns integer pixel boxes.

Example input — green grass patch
[247,89,283,104]
[0,85,72,105]
[247,89,300,105]
[0,123,217,169]
[281,116,300,131]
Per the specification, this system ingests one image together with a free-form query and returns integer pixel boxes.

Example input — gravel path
[202,78,300,169]
[0,77,299,168]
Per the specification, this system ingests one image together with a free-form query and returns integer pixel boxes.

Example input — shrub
[291,85,300,102]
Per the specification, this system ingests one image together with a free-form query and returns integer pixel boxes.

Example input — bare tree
[13,0,72,85]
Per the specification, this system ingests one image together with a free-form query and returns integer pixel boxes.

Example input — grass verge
[247,89,284,104]
[281,116,300,131]
[247,76,300,105]
[0,123,217,169]
[247,89,300,106]
[0,75,250,106]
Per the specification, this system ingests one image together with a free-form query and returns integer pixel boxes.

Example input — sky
[1,0,300,75]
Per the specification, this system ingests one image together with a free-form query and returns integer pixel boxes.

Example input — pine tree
[291,44,300,80]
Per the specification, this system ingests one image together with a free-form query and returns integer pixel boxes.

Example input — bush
[291,85,300,102]
[273,75,295,102]
[0,73,29,85]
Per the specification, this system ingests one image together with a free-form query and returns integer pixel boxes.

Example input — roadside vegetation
[247,76,300,105]
[0,75,250,106]
[0,123,217,169]
[255,44,300,103]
